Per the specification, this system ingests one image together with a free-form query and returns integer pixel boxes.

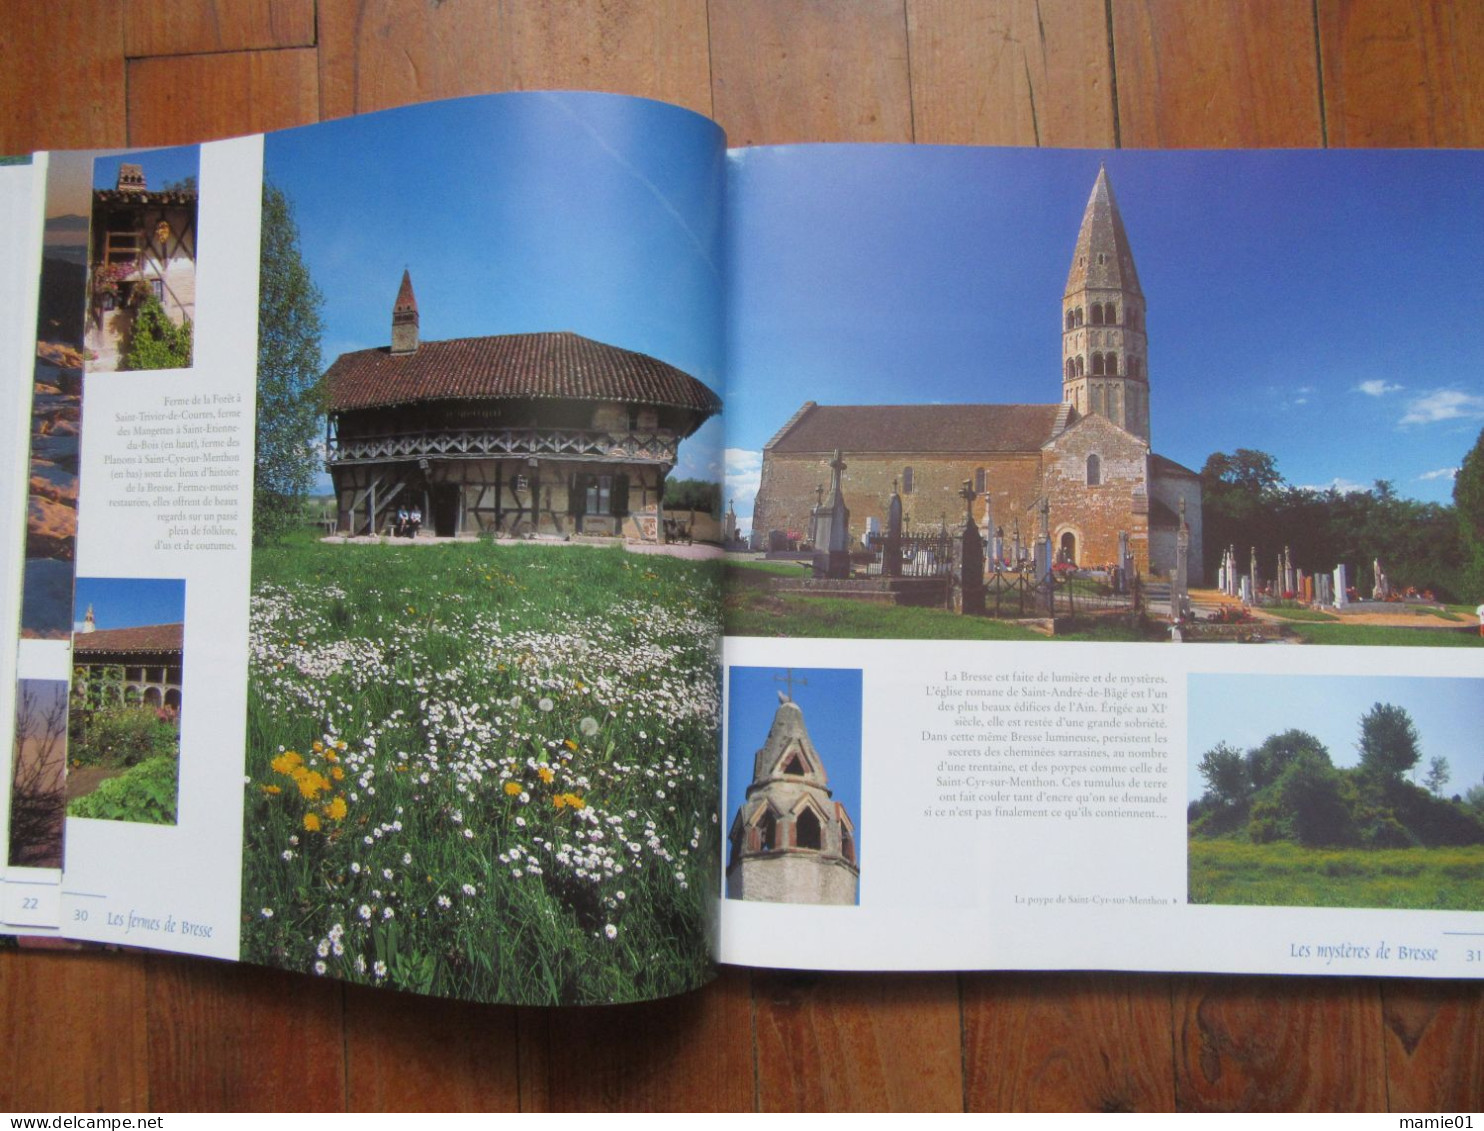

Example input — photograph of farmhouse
[724,147,1484,646]
[85,148,198,373]
[67,576,185,826]
[240,93,726,1005]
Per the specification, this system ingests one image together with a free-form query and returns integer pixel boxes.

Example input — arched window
[1090,303,1104,325]
[1074,307,1084,327]
[1091,353,1105,376]
[795,808,822,850]
[1059,531,1077,564]
[1086,454,1101,486]
[1065,357,1075,380]
[974,467,986,493]
[902,467,914,494]
[1106,353,1118,376]
[758,811,777,853]
[1107,303,1118,324]
[1129,357,1141,379]
[1065,310,1076,331]
[1075,356,1084,377]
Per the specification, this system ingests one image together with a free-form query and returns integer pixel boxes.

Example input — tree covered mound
[1189,705,1484,850]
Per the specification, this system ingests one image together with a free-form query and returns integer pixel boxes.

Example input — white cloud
[1297,477,1368,495]
[724,449,763,529]
[1355,379,1403,397]
[1418,467,1459,482]
[1400,389,1484,425]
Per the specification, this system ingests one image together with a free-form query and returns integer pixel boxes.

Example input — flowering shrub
[241,540,721,1005]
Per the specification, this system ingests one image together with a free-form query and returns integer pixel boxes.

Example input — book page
[718,145,1484,979]
[3,93,730,1004]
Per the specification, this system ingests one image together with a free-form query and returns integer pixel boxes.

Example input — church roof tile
[765,402,1067,455]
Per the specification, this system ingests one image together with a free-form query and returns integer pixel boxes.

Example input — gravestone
[812,449,852,580]
[1173,498,1191,618]
[951,481,985,615]
[883,483,903,578]
[1333,563,1349,608]
[1240,574,1253,604]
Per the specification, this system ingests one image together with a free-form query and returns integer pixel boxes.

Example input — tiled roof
[1150,453,1200,479]
[74,623,183,656]
[325,331,722,416]
[765,402,1069,455]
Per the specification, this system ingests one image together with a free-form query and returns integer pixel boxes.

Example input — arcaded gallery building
[324,272,721,540]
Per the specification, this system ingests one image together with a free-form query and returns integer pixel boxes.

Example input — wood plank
[962,973,1176,1111]
[318,0,712,123]
[1380,980,1484,1112]
[343,985,521,1111]
[520,968,754,1111]
[1317,0,1484,146]
[144,956,346,1111]
[123,0,316,58]
[126,49,320,146]
[753,971,963,1111]
[709,0,914,145]
[0,948,149,1111]
[1113,0,1323,147]
[1174,976,1386,1111]
[907,0,1115,147]
[0,0,126,154]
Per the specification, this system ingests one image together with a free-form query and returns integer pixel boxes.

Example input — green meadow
[1189,840,1484,911]
[241,536,721,1005]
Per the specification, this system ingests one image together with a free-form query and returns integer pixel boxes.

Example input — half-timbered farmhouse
[86,163,197,372]
[324,272,721,539]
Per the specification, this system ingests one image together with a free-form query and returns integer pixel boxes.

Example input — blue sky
[725,665,863,876]
[262,93,726,488]
[725,146,1484,533]
[1187,674,1483,801]
[92,147,199,193]
[73,577,186,630]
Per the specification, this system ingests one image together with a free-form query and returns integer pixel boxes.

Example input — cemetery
[727,450,1481,646]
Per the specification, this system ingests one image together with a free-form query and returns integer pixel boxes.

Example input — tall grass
[241,537,722,1005]
[1188,839,1484,910]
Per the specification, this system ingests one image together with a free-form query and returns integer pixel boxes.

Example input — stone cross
[774,669,808,702]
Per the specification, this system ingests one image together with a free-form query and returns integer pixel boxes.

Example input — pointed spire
[1064,166,1143,299]
[390,269,420,354]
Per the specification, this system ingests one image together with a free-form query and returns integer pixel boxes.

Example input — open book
[2,92,1481,1005]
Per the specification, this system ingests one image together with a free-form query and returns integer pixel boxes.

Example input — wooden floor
[2,0,1483,1112]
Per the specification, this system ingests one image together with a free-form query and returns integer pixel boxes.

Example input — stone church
[726,686,859,905]
[751,168,1203,583]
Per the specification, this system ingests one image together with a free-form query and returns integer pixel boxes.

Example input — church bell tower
[1061,167,1149,442]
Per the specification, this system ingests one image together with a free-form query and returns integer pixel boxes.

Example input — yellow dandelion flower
[537,767,555,784]
[260,784,282,795]
[296,771,331,800]
[503,781,522,796]
[568,795,586,811]
[324,796,348,821]
[303,813,321,832]
[552,794,567,810]
[325,750,339,763]
[270,751,303,775]
[312,740,324,753]
[330,767,345,781]
[564,739,579,752]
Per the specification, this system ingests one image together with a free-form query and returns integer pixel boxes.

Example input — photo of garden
[1187,674,1484,910]
[67,577,184,826]
[240,539,721,1003]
